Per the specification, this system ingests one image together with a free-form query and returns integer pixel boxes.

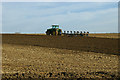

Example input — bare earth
[1,34,120,79]
[88,33,119,38]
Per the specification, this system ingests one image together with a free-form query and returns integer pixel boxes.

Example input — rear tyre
[58,30,62,35]
[52,31,56,35]
[46,31,50,35]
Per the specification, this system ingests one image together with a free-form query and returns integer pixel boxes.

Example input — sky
[0,2,1,33]
[2,2,118,33]
[1,0,119,2]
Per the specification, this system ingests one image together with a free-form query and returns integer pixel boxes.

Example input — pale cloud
[2,2,118,33]
[40,7,117,32]
[1,0,119,2]
[0,2,2,33]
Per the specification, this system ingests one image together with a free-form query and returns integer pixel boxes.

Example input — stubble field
[1,34,120,79]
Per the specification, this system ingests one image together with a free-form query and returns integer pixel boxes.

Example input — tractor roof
[52,24,59,26]
[52,24,59,29]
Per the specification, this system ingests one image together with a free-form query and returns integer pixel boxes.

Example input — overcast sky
[2,2,118,33]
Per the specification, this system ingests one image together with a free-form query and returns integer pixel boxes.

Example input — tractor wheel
[52,31,56,35]
[58,30,62,35]
[46,31,50,35]
[56,31,58,35]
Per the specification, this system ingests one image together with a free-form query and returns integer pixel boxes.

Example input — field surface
[1,34,120,79]
[88,33,119,38]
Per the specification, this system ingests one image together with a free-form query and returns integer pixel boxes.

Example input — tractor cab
[52,24,59,29]
[46,24,62,35]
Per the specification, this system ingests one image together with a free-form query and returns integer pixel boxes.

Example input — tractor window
[52,25,59,29]
[52,26,55,28]
[56,26,59,28]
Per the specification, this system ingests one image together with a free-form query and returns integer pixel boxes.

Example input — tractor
[46,24,62,35]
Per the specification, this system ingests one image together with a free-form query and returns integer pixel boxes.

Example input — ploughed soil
[1,34,120,79]
[2,34,119,55]
[88,33,119,38]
